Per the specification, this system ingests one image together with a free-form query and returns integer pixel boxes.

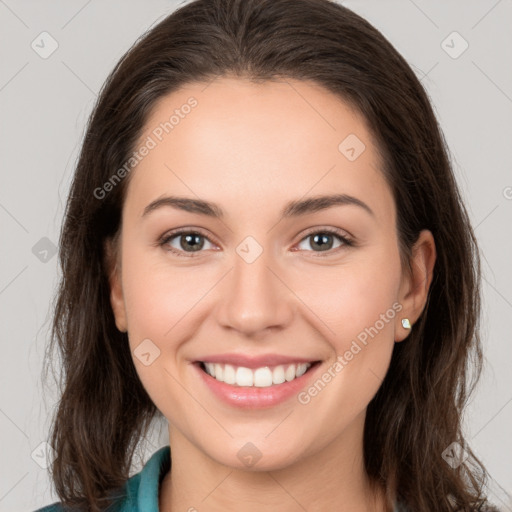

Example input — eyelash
[157,227,355,258]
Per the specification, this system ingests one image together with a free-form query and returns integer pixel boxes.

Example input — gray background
[0,0,511,510]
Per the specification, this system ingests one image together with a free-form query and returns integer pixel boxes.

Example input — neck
[159,411,391,512]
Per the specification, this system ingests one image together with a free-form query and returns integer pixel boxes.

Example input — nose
[215,246,294,338]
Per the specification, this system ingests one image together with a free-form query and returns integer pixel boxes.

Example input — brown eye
[296,228,353,255]
[160,230,215,257]
[176,233,205,252]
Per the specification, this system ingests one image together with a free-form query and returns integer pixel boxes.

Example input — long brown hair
[43,0,497,510]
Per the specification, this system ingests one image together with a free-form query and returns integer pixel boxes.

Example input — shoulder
[33,504,65,512]
[33,445,171,512]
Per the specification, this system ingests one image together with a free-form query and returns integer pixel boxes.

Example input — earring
[401,318,411,329]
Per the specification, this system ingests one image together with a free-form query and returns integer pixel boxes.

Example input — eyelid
[298,225,354,243]
[157,227,219,257]
[158,226,355,257]
[159,226,215,240]
[291,226,355,256]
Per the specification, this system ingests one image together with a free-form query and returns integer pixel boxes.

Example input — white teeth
[296,363,309,377]
[236,366,253,386]
[285,364,296,382]
[254,367,273,387]
[223,364,236,384]
[202,362,312,387]
[272,365,286,384]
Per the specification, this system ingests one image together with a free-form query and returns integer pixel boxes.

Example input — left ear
[395,229,436,342]
[104,235,128,333]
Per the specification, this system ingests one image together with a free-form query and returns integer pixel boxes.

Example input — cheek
[121,242,209,342]
[121,229,401,381]
[334,272,399,350]
[121,233,402,356]
[291,247,402,422]
[291,247,401,410]
[294,248,401,348]
[119,244,200,422]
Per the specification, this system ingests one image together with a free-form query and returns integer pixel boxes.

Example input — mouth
[195,360,321,388]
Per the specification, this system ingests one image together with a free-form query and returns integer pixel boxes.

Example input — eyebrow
[141,193,375,219]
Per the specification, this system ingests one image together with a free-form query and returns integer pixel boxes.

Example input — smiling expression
[107,76,418,471]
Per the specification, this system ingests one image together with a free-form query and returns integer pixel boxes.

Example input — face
[107,77,431,471]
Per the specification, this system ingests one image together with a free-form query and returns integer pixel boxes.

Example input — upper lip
[194,353,319,369]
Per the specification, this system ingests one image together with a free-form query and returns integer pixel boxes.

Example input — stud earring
[401,318,411,329]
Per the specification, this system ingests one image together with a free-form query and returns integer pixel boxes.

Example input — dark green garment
[34,446,171,512]
[35,445,406,511]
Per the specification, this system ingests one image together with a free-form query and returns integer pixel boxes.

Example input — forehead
[125,77,393,226]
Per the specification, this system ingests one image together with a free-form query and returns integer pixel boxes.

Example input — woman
[36,0,499,510]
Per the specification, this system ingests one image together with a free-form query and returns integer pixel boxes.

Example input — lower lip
[194,362,321,409]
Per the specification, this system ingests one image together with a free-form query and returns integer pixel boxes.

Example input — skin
[106,77,436,511]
